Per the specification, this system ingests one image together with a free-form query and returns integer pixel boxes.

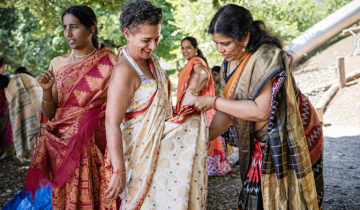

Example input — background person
[14,66,35,77]
[175,36,232,176]
[4,65,42,162]
[0,56,14,161]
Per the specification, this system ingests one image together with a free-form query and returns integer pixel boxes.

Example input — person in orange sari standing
[190,4,323,210]
[23,5,117,209]
[175,36,232,176]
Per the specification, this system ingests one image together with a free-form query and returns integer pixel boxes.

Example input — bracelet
[113,169,126,174]
[42,99,54,104]
[192,90,201,96]
[212,96,219,109]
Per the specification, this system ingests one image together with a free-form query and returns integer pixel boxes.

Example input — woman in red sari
[24,5,117,209]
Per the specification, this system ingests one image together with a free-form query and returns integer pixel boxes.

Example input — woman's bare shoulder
[49,53,72,73]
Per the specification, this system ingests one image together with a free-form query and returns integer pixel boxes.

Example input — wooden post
[338,57,346,88]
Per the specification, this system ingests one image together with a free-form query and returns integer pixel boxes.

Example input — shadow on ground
[1,135,359,209]
[207,134,360,210]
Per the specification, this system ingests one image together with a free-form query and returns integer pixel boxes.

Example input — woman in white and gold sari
[101,0,207,209]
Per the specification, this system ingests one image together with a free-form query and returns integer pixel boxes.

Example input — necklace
[71,48,97,62]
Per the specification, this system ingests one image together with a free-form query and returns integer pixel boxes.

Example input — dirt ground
[1,35,360,209]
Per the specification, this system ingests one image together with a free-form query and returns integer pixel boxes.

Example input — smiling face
[124,24,161,60]
[63,14,93,50]
[211,32,248,62]
[181,40,197,60]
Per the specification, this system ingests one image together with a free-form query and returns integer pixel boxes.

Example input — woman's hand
[37,70,55,90]
[189,94,214,112]
[105,172,126,200]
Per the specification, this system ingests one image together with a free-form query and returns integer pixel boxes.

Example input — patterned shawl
[5,73,42,162]
[220,44,323,209]
[24,47,117,195]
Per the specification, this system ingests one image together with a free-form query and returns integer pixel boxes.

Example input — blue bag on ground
[2,187,52,210]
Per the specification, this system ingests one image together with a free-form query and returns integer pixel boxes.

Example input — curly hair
[120,0,162,32]
[209,4,282,53]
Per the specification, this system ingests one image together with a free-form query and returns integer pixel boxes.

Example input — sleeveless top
[120,48,157,114]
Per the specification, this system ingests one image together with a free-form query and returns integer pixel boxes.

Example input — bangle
[212,96,219,109]
[113,169,126,174]
[42,99,54,104]
[192,90,201,96]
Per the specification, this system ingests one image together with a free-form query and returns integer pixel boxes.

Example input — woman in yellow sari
[191,4,323,210]
[102,0,208,209]
[24,5,117,209]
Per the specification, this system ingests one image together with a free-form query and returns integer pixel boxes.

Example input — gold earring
[242,43,247,53]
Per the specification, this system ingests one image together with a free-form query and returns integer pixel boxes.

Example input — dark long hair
[0,75,9,89]
[208,4,282,53]
[62,5,99,49]
[15,66,35,77]
[0,56,6,67]
[181,36,208,66]
[120,0,162,32]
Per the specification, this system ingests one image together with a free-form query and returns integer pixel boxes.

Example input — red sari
[24,47,117,209]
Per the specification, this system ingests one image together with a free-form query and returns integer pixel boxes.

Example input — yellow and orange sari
[24,47,117,209]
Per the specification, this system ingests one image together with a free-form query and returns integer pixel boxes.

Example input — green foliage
[0,0,181,76]
[0,0,354,76]
[0,0,125,30]
[0,7,67,75]
[166,0,222,68]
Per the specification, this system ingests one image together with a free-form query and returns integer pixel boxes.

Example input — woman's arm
[38,66,58,120]
[191,78,273,122]
[105,62,138,200]
[208,111,232,141]
[189,64,209,95]
[181,64,209,106]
